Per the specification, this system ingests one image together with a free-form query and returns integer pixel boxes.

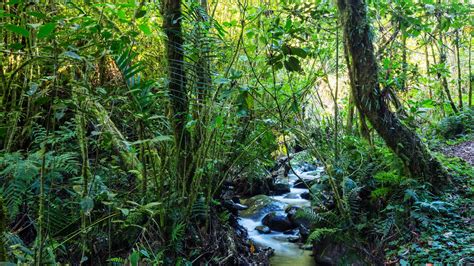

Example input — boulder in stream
[262,212,296,232]
[300,162,318,172]
[240,195,287,220]
[272,182,291,195]
[255,225,271,234]
[287,236,300,243]
[283,193,300,199]
[287,207,314,229]
[293,179,316,189]
[300,192,312,200]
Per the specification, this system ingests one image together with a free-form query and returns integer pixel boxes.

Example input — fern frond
[191,194,208,221]
[307,228,337,244]
[3,177,30,219]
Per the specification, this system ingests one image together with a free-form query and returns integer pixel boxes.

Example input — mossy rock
[240,195,287,220]
[313,238,368,265]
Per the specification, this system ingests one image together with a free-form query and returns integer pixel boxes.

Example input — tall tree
[162,0,194,192]
[336,0,447,182]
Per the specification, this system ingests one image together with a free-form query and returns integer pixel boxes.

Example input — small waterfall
[239,167,323,265]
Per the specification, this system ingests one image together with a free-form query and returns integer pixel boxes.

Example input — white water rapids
[238,167,324,265]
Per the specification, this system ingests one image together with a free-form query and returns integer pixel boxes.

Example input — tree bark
[436,7,458,114]
[162,0,193,189]
[455,30,463,109]
[337,0,447,182]
[469,34,473,108]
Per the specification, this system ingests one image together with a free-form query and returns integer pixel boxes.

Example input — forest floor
[443,140,474,166]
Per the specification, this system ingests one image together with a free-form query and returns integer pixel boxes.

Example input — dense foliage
[0,0,472,265]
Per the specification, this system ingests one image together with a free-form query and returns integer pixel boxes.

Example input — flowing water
[239,167,324,265]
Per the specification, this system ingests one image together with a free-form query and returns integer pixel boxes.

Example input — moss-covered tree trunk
[337,0,447,182]
[162,0,194,191]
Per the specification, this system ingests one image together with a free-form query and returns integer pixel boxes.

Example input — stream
[239,165,324,265]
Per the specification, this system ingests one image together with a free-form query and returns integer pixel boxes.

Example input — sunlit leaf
[38,22,56,38]
[4,24,29,37]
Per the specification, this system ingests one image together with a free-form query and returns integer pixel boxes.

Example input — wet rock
[255,225,271,234]
[285,206,300,216]
[287,207,313,232]
[293,179,315,189]
[313,239,367,265]
[301,244,313,250]
[269,157,291,179]
[283,193,300,199]
[298,224,310,241]
[240,195,287,220]
[283,229,297,235]
[287,236,300,243]
[272,182,290,195]
[224,200,248,212]
[262,212,296,232]
[232,196,241,203]
[300,162,318,172]
[235,175,272,197]
[310,184,336,211]
[233,203,249,210]
[300,192,312,200]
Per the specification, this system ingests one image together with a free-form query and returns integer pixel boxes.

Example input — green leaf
[4,24,29,37]
[284,17,292,31]
[284,56,302,72]
[291,47,308,58]
[7,0,23,5]
[80,196,94,215]
[38,22,55,38]
[135,10,146,19]
[28,11,46,19]
[213,115,224,128]
[63,51,82,60]
[138,23,152,36]
[119,208,130,216]
[0,10,18,18]
[130,251,140,266]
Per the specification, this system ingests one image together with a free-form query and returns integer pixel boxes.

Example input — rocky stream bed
[237,163,323,265]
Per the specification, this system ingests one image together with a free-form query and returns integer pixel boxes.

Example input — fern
[46,151,80,178]
[0,152,39,219]
[108,257,125,265]
[295,207,339,228]
[3,178,30,220]
[342,177,362,217]
[46,205,75,237]
[191,194,208,221]
[307,228,337,244]
[5,232,34,263]
[0,150,79,220]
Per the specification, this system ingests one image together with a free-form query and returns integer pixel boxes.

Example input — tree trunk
[162,0,194,190]
[346,91,355,134]
[424,35,433,99]
[400,30,407,91]
[455,30,463,109]
[436,8,458,114]
[336,0,447,182]
[468,34,472,108]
